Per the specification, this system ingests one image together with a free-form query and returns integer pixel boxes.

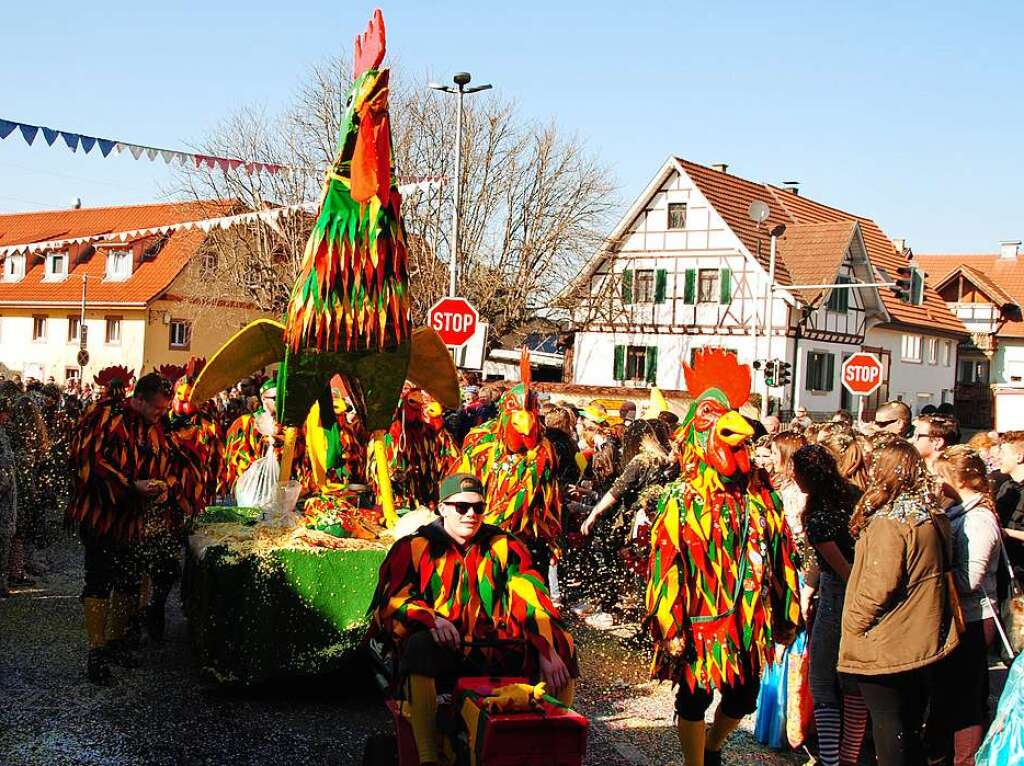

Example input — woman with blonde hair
[839,440,960,766]
[818,428,870,492]
[928,446,1002,765]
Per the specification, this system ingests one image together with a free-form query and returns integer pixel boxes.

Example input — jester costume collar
[644,348,801,691]
[367,518,577,676]
[460,354,561,554]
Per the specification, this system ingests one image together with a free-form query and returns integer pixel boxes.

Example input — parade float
[180,8,460,686]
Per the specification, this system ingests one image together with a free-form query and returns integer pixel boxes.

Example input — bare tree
[173,55,618,339]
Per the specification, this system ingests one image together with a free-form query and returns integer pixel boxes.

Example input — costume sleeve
[843,518,907,635]
[762,487,803,636]
[503,535,577,673]
[368,536,438,642]
[74,405,135,506]
[609,459,641,500]
[958,511,1000,594]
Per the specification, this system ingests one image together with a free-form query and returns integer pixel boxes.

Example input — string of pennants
[0,179,439,258]
[2,115,302,176]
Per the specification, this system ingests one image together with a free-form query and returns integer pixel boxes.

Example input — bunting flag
[0,117,452,181]
[0,179,439,257]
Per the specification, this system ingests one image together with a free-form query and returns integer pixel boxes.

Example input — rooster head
[679,348,754,480]
[171,357,206,416]
[497,350,541,452]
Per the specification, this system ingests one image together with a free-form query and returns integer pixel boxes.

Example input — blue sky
[1,1,1021,252]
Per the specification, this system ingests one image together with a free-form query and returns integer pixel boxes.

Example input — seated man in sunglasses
[368,472,578,766]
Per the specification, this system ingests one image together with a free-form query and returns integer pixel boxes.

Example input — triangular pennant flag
[146,148,158,161]
[160,150,174,163]
[42,127,59,146]
[19,124,39,145]
[97,139,115,157]
[129,144,145,160]
[243,162,257,174]
[61,132,80,152]
[0,119,16,139]
[198,220,214,232]
[215,158,230,172]
[80,136,96,153]
[227,159,242,171]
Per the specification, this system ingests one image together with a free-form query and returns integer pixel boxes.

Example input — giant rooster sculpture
[461,352,561,565]
[644,348,801,761]
[187,9,457,523]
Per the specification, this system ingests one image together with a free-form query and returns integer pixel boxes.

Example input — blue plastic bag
[977,652,1024,766]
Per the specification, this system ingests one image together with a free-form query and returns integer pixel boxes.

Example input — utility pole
[428,72,492,297]
[78,273,88,381]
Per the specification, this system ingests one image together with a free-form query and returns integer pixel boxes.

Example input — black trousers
[674,672,761,722]
[398,630,534,694]
[856,669,930,766]
[81,529,142,600]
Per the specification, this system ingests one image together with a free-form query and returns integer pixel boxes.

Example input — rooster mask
[172,357,207,417]
[678,348,754,480]
[497,350,541,453]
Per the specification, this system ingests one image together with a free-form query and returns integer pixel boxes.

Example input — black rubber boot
[704,749,723,766]
[104,638,141,669]
[87,648,113,686]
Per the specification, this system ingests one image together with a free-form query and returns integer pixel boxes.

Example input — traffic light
[777,360,792,387]
[763,359,777,387]
[894,266,925,304]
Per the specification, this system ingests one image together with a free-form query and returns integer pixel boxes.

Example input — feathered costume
[367,385,460,509]
[461,353,562,556]
[645,348,801,692]
[368,519,577,676]
[93,365,134,401]
[168,357,225,514]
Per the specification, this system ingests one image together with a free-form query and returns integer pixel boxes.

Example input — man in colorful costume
[461,353,562,578]
[368,472,577,766]
[645,348,801,766]
[367,385,460,510]
[66,371,181,684]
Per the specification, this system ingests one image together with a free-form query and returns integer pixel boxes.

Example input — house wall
[866,327,956,413]
[142,298,259,373]
[0,307,147,382]
[994,341,1024,384]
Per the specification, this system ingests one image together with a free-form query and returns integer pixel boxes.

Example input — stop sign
[842,352,884,396]
[427,297,479,347]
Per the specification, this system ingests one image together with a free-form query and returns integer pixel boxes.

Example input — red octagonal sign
[841,352,884,396]
[428,297,479,347]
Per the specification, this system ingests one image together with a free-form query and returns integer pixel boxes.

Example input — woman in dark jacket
[838,440,960,766]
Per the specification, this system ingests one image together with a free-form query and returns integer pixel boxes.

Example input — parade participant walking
[66,371,178,685]
[645,349,802,766]
[0,394,17,598]
[871,400,912,437]
[913,414,959,473]
[838,440,960,766]
[367,472,577,766]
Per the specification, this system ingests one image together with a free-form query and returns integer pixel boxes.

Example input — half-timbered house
[566,157,968,416]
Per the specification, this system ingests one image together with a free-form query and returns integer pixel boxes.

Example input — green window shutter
[805,352,814,390]
[655,269,667,304]
[646,346,659,385]
[825,353,835,391]
[683,269,696,304]
[613,345,625,380]
[719,268,732,304]
[621,270,633,304]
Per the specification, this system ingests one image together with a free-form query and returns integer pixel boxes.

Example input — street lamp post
[428,72,492,297]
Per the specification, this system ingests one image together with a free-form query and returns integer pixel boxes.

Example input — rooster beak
[715,410,754,446]
[511,410,533,436]
[426,402,442,418]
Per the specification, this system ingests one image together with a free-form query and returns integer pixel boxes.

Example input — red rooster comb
[154,364,186,384]
[353,9,386,78]
[683,347,751,410]
[94,365,134,388]
[185,356,207,380]
[519,348,532,392]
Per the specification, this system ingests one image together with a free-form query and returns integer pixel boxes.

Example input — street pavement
[0,539,804,766]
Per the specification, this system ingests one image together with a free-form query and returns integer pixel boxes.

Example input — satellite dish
[747,200,770,224]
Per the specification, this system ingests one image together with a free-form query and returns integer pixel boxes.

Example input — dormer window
[44,252,68,282]
[3,254,25,282]
[106,249,132,281]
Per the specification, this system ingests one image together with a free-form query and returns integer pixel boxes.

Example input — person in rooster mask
[645,348,802,766]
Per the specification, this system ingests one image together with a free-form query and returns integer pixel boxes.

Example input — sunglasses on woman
[446,501,486,516]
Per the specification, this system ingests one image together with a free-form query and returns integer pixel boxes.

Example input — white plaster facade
[569,158,965,416]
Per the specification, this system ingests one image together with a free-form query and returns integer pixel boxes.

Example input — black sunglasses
[446,501,485,516]
[874,417,898,427]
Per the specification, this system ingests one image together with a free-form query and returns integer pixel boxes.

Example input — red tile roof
[915,253,1024,338]
[678,159,966,336]
[0,201,234,306]
[776,221,857,306]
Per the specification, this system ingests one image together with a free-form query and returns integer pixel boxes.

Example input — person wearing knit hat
[367,470,579,766]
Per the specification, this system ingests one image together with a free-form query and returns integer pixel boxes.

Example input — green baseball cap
[438,473,485,503]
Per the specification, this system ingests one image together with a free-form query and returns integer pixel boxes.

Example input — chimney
[893,238,907,254]
[782,180,800,195]
[711,163,729,173]
[71,197,82,209]
[999,240,1021,260]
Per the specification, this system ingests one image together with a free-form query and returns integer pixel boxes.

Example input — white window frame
[169,319,191,350]
[926,337,938,365]
[633,269,655,304]
[105,249,132,281]
[44,251,68,282]
[697,268,720,304]
[65,367,80,382]
[104,316,122,346]
[901,334,922,363]
[67,315,80,344]
[942,340,953,367]
[32,315,47,342]
[3,254,25,282]
[667,202,687,230]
